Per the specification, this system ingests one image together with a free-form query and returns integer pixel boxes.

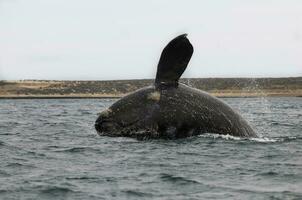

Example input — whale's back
[157,84,257,137]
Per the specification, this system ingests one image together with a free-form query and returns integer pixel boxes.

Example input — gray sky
[0,0,301,80]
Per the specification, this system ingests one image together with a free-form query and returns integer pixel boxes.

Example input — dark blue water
[0,98,301,200]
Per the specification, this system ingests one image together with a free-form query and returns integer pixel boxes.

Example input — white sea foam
[212,134,242,140]
[249,137,278,143]
[198,133,279,143]
[198,133,241,140]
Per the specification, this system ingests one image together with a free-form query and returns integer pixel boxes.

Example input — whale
[95,34,257,139]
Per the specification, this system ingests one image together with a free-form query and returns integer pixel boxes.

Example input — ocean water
[0,97,301,200]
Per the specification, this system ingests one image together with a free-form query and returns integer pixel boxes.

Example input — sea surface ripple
[0,97,301,200]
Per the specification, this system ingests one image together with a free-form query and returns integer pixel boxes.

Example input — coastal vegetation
[0,77,301,98]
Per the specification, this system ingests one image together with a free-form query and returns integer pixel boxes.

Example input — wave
[122,190,154,197]
[38,186,75,195]
[270,121,295,127]
[53,146,101,153]
[65,176,99,180]
[5,162,36,169]
[159,173,200,184]
[0,140,5,146]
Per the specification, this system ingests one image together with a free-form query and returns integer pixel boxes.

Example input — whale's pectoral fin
[155,34,194,88]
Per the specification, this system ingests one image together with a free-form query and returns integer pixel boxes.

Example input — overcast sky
[0,0,301,80]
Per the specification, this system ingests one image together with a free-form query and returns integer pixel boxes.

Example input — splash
[198,133,278,143]
[249,137,278,143]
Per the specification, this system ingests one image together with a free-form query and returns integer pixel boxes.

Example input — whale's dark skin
[95,34,257,139]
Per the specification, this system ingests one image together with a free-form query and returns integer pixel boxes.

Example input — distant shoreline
[1,77,301,99]
[0,92,302,99]
[0,94,301,99]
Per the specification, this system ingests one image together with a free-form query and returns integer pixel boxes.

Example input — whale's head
[95,87,161,138]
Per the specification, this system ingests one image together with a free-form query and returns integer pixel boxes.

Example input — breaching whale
[95,34,257,139]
